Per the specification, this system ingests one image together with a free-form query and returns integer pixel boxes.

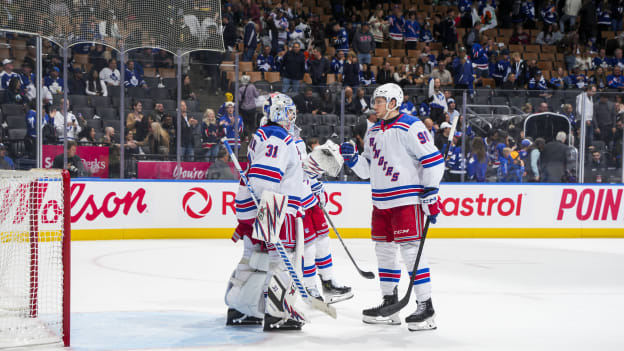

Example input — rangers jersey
[295,137,320,211]
[350,114,444,209]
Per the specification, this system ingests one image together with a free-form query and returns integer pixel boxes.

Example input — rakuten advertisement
[68,181,624,240]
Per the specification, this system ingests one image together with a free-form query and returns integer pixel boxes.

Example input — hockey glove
[340,141,358,168]
[420,187,441,224]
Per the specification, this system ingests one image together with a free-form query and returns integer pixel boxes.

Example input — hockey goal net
[0,169,70,348]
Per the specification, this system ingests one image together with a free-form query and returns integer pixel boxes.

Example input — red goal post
[0,169,70,347]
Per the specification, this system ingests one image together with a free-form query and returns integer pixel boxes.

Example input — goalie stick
[223,139,337,319]
[320,206,375,279]
[378,110,460,317]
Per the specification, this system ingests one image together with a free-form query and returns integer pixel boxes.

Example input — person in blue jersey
[445,132,466,182]
[387,5,405,50]
[331,50,345,75]
[467,137,488,182]
[550,67,567,90]
[471,39,489,78]
[404,12,420,52]
[609,48,624,69]
[220,102,244,146]
[0,59,19,90]
[225,93,307,331]
[256,45,276,73]
[492,49,510,87]
[607,66,624,90]
[521,0,537,29]
[540,0,558,26]
[124,60,147,88]
[340,83,444,331]
[360,63,376,86]
[593,48,610,69]
[399,94,416,116]
[331,22,349,54]
[44,66,64,95]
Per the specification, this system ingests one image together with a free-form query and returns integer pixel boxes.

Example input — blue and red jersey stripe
[372,185,423,201]
[379,268,401,283]
[419,151,444,168]
[248,164,284,183]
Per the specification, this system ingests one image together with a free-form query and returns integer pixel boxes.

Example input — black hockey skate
[362,287,401,325]
[405,298,436,331]
[321,277,353,304]
[226,308,262,326]
[263,314,303,331]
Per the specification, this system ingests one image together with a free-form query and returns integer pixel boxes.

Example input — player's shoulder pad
[391,114,421,132]
[256,125,294,145]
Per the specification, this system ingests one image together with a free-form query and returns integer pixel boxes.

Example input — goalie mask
[263,93,297,131]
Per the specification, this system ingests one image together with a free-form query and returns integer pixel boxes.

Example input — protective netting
[0,169,68,348]
[0,0,224,54]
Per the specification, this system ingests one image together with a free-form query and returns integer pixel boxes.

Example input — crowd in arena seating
[1,0,623,182]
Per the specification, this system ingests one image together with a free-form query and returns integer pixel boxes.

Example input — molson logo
[70,183,147,222]
[0,183,61,224]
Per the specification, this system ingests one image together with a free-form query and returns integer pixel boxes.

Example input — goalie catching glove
[420,187,440,224]
[304,140,344,178]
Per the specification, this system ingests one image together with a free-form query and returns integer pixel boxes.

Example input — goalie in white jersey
[340,83,444,331]
[225,93,307,331]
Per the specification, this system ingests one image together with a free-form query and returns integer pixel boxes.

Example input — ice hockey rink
[34,237,622,351]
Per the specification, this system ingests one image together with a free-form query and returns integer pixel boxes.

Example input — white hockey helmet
[263,93,297,130]
[372,83,403,112]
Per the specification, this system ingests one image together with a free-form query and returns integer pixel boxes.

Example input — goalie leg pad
[225,269,267,319]
[265,270,306,324]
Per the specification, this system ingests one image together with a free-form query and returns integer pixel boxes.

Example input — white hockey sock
[314,234,334,281]
[399,241,432,302]
[302,241,317,288]
[375,241,401,296]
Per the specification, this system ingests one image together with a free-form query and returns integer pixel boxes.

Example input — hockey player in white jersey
[340,83,444,331]
[294,135,353,304]
[225,93,307,331]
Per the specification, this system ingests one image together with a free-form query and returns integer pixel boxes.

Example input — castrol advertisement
[68,181,624,240]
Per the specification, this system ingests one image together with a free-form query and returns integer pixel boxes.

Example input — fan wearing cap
[219,101,244,146]
[217,92,235,118]
[44,66,64,94]
[339,83,444,330]
[435,121,452,152]
[0,59,20,91]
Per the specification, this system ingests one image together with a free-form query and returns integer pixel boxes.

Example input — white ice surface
[36,239,624,350]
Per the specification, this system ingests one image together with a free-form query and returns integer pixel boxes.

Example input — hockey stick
[378,111,460,317]
[223,139,337,319]
[321,206,375,279]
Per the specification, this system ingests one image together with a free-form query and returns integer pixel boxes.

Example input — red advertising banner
[137,161,246,180]
[43,145,109,178]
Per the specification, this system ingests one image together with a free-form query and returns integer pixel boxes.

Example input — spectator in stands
[294,87,320,115]
[124,130,140,156]
[52,141,87,177]
[85,69,107,97]
[607,66,624,89]
[576,85,596,145]
[387,5,405,50]
[124,60,147,88]
[219,102,243,147]
[430,62,453,87]
[411,65,428,86]
[202,109,222,161]
[78,127,96,143]
[0,59,19,90]
[145,122,170,156]
[182,75,197,100]
[126,101,148,142]
[610,49,624,69]
[319,89,335,115]
[282,42,305,93]
[525,138,545,182]
[257,46,275,73]
[404,12,420,51]
[528,71,548,92]
[206,147,237,180]
[308,49,329,90]
[100,59,121,87]
[343,52,361,87]
[577,0,598,44]
[352,22,374,65]
[55,98,82,142]
[337,86,360,115]
[217,93,234,118]
[161,115,176,153]
[550,67,567,90]
[492,50,511,87]
[463,22,481,53]
[536,24,558,45]
[44,66,64,95]
[560,0,582,33]
[594,94,616,144]
[466,138,487,182]
[521,0,537,29]
[222,15,237,52]
[180,100,199,161]
[242,17,257,62]
[237,75,259,130]
[369,9,388,49]
[442,9,459,49]
[575,48,592,71]
[68,68,86,96]
[541,131,569,182]
[435,121,452,152]
[593,48,610,69]
[399,94,416,116]
[509,24,530,44]
[332,22,350,53]
[20,63,35,99]
[331,50,345,75]
[393,63,412,87]
[150,103,165,123]
[588,150,607,170]
[3,77,25,104]
[0,143,14,170]
[100,126,116,145]
[590,66,608,91]
[453,52,475,93]
[509,52,528,87]
[536,102,549,113]
[359,63,376,86]
[377,60,393,85]
[471,38,489,78]
[88,44,107,72]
